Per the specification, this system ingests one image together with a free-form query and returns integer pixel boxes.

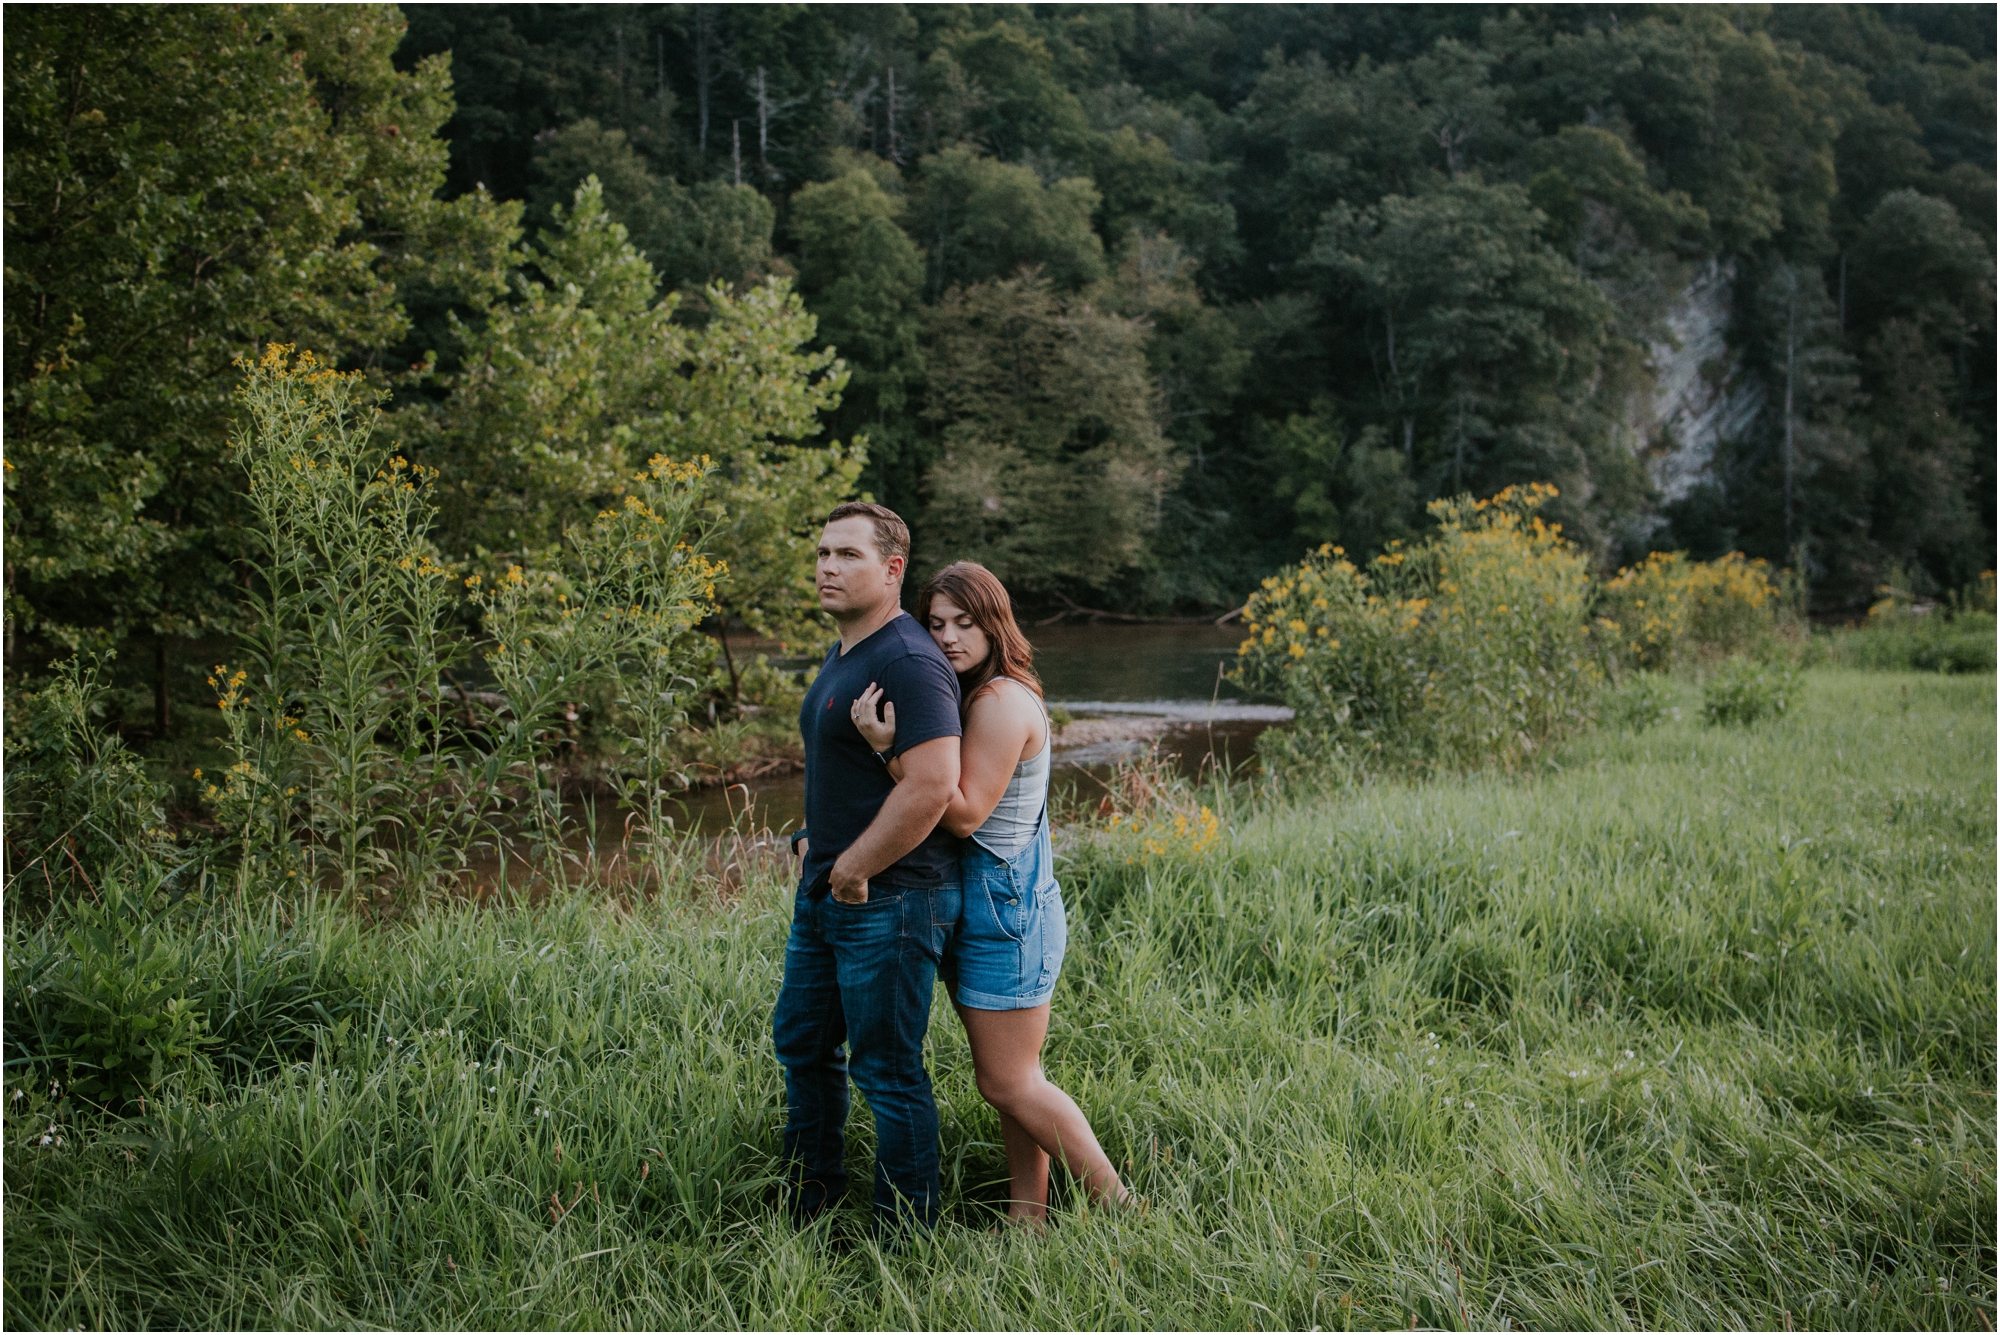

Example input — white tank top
[969,678,1051,859]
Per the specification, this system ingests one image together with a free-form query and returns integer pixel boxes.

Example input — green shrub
[1828,609,1995,674]
[6,880,210,1111]
[4,653,181,904]
[1598,550,1781,669]
[1702,659,1803,726]
[210,347,722,901]
[1605,673,1679,732]
[1234,483,1601,774]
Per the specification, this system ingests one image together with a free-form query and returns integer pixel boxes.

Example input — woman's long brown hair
[916,561,1042,718]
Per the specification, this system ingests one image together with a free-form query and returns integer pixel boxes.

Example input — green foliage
[1857,321,1987,592]
[1847,188,1993,339]
[1312,177,1619,504]
[8,880,210,1112]
[789,165,927,509]
[1828,605,1998,676]
[474,456,724,865]
[923,21,1093,164]
[8,0,1996,718]
[1,672,1991,1327]
[918,272,1175,593]
[2,3,515,657]
[1088,125,1240,272]
[911,146,1105,294]
[214,345,722,899]
[1597,551,1783,670]
[1526,125,1709,258]
[1259,405,1414,555]
[1702,659,1804,727]
[1603,672,1680,733]
[529,118,778,293]
[219,347,461,894]
[404,180,859,662]
[660,283,861,659]
[3,654,180,903]
[1235,484,1601,775]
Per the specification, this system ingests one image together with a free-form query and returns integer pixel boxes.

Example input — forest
[5,3,1995,702]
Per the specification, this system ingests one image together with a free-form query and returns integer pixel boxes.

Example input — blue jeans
[771,877,960,1231]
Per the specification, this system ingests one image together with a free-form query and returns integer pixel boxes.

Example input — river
[674,622,1289,833]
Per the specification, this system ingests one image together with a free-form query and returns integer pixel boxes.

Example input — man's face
[816,517,903,617]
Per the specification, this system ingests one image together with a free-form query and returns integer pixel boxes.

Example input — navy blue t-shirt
[797,612,963,892]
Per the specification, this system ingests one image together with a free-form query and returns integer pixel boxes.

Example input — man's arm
[828,735,959,904]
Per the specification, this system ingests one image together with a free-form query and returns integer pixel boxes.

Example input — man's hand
[828,735,959,901]
[830,866,869,904]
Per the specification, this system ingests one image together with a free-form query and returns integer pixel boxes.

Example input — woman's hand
[851,682,898,754]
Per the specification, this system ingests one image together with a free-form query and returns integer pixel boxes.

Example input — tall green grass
[1823,611,1997,676]
[5,670,1992,1329]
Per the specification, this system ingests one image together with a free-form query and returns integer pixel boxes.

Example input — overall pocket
[979,866,1033,944]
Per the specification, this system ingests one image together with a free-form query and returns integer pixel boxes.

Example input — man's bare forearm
[831,737,959,894]
[833,772,953,883]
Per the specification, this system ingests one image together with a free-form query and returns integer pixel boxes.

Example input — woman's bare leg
[956,1001,1128,1220]
[998,1110,1050,1217]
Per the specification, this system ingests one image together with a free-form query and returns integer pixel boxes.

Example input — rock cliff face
[1641,259,1765,502]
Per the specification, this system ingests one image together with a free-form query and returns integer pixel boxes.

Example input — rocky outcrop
[1641,259,1765,502]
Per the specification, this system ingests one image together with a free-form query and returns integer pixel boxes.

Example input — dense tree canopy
[6,3,1994,708]
[4,4,515,655]
[390,2,1991,608]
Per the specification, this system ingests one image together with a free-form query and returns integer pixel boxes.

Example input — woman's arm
[855,679,1043,837]
[937,681,1040,836]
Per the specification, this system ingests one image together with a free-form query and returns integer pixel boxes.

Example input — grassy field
[4,668,1993,1329]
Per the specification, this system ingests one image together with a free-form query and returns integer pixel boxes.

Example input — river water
[675,622,1288,833]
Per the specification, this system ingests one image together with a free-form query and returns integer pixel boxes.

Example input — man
[773,501,963,1233]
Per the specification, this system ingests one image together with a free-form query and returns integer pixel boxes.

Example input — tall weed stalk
[216,347,717,901]
[3,653,180,907]
[474,457,721,886]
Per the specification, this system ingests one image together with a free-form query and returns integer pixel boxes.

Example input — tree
[1260,405,1414,557]
[1732,258,1860,590]
[917,20,1093,164]
[1087,124,1240,276]
[908,146,1104,295]
[402,179,860,689]
[528,117,776,294]
[1312,177,1616,504]
[3,4,515,709]
[1503,10,1841,257]
[1859,320,1985,591]
[789,161,928,514]
[1845,189,1992,341]
[919,272,1177,596]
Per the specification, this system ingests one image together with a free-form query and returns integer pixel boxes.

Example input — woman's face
[926,594,991,675]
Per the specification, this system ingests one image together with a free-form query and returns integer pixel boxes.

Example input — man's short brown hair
[825,502,910,567]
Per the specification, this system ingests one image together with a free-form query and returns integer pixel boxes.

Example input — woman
[850,561,1130,1223]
